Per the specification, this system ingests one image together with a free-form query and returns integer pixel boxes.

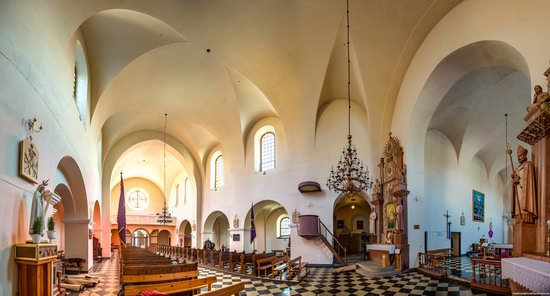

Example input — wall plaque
[19,139,39,184]
[232,234,240,241]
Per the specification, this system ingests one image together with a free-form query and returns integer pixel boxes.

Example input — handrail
[319,219,346,262]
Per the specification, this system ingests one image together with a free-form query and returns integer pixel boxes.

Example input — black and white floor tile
[55,252,485,295]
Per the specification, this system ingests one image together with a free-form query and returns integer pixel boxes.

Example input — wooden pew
[122,270,199,285]
[271,256,287,279]
[124,275,217,296]
[287,256,308,280]
[122,262,198,276]
[256,255,277,277]
[228,252,242,273]
[199,282,246,296]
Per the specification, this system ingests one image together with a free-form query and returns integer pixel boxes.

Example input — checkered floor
[447,256,473,280]
[55,252,486,295]
[54,252,120,296]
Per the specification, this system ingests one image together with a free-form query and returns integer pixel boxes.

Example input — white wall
[425,130,505,253]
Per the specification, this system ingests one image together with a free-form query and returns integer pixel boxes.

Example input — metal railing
[319,219,347,263]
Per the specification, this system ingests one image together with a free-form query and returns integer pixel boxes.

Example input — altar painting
[386,203,397,230]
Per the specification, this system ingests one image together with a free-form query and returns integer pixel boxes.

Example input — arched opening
[243,201,289,253]
[92,201,102,262]
[150,229,159,248]
[333,195,371,259]
[158,230,171,246]
[405,41,530,258]
[203,211,230,250]
[52,199,65,253]
[54,155,90,269]
[131,228,150,248]
[178,220,192,247]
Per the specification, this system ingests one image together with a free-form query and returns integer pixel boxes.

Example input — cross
[444,210,451,239]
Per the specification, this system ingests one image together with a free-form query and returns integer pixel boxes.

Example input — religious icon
[337,220,344,229]
[232,214,239,228]
[386,203,397,230]
[460,212,465,226]
[356,220,364,230]
[19,139,40,184]
[472,190,485,222]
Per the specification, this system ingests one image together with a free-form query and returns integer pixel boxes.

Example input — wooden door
[451,232,461,256]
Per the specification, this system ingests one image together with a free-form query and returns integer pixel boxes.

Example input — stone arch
[158,229,171,246]
[178,220,192,247]
[203,211,230,249]
[100,130,203,257]
[54,155,91,269]
[243,200,289,253]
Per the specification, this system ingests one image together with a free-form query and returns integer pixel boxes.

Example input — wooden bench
[122,262,198,276]
[287,256,308,281]
[199,282,246,296]
[124,275,217,296]
[256,256,277,277]
[271,256,287,279]
[122,270,198,285]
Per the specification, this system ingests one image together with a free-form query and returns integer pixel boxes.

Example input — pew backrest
[122,270,199,284]
[198,282,245,296]
[124,275,217,296]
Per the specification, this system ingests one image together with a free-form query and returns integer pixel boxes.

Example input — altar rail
[417,252,447,279]
[471,259,510,295]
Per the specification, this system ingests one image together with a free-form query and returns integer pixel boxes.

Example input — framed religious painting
[472,190,485,222]
[386,203,397,230]
[337,220,344,229]
[356,220,364,230]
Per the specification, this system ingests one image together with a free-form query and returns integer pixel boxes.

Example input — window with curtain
[260,132,275,171]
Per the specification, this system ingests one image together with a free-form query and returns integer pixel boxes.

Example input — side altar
[368,134,410,271]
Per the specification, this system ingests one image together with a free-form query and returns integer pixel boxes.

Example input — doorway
[451,232,461,256]
[333,195,371,259]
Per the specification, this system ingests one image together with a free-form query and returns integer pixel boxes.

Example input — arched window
[214,155,224,190]
[74,40,89,125]
[254,125,276,173]
[184,177,189,205]
[127,188,149,210]
[278,217,290,238]
[260,132,276,172]
[132,228,150,248]
[175,184,180,207]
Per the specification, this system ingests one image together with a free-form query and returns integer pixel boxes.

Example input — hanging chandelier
[326,0,373,198]
[157,113,174,225]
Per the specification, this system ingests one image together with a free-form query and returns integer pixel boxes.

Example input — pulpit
[14,243,58,296]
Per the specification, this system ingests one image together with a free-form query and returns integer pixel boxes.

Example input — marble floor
[56,252,486,296]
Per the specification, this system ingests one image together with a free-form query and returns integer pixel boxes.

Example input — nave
[55,250,484,296]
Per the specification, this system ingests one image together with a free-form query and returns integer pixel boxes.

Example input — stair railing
[319,219,347,263]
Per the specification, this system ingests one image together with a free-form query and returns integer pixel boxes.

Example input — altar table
[501,257,550,293]
[367,244,395,267]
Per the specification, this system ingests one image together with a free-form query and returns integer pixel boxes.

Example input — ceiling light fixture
[157,113,174,225]
[326,0,373,198]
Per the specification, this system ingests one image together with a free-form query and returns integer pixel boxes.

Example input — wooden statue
[510,145,538,223]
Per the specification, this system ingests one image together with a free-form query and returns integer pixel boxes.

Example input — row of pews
[120,246,245,296]
[151,245,308,281]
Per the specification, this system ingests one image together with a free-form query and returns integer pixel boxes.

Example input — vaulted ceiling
[70,0,463,173]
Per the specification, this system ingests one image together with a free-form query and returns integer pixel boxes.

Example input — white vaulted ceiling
[71,0,463,171]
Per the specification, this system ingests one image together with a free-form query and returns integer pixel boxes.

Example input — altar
[502,257,550,294]
[367,244,395,267]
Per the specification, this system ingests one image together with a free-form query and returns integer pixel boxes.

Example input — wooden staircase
[318,220,347,266]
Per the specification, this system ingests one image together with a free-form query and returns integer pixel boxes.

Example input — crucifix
[444,210,451,239]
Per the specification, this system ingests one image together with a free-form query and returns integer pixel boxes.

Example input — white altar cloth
[367,244,395,254]
[501,257,550,293]
[491,243,512,249]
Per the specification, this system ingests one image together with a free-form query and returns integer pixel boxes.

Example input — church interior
[2,0,550,295]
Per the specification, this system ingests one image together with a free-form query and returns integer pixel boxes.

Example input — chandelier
[326,0,373,198]
[157,113,174,225]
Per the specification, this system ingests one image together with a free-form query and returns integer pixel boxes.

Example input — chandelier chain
[326,0,373,198]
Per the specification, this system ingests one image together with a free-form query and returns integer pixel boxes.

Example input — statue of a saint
[29,180,48,235]
[511,145,537,222]
[369,211,377,234]
[232,214,239,228]
[395,200,403,231]
[372,179,381,195]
